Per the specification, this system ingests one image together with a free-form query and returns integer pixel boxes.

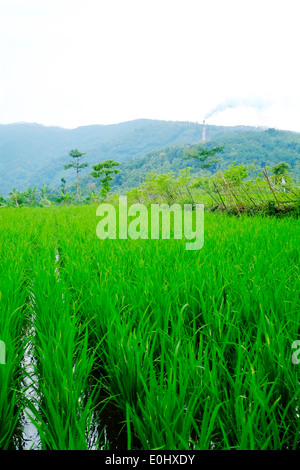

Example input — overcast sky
[1,0,300,131]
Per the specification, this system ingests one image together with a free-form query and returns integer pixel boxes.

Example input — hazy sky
[1,0,300,130]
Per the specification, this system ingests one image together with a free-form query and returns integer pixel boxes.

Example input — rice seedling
[0,205,299,450]
[25,221,103,450]
[47,206,299,450]
[0,209,34,449]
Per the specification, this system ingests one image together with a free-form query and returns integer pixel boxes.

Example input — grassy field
[0,205,299,450]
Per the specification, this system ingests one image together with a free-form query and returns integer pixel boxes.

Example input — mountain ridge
[0,119,298,195]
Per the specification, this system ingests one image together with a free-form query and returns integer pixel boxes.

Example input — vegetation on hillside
[71,131,300,197]
[1,121,300,195]
[2,153,299,217]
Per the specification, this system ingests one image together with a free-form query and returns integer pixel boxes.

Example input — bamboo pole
[221,175,241,215]
[263,166,281,208]
[213,181,226,209]
[239,185,259,209]
[197,181,219,205]
[185,185,196,207]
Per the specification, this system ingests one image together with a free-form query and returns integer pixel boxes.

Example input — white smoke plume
[204,97,271,120]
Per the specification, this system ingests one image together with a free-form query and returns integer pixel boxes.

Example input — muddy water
[15,284,42,450]
[14,247,131,450]
[15,248,104,449]
[17,324,41,450]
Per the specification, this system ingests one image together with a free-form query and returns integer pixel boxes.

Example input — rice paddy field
[0,205,299,450]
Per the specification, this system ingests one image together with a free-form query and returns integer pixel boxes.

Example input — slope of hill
[71,127,300,196]
[0,119,265,195]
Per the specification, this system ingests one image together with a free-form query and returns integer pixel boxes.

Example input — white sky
[0,0,300,131]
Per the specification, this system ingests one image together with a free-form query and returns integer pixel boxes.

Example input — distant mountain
[0,119,264,195]
[73,128,300,195]
[0,119,299,196]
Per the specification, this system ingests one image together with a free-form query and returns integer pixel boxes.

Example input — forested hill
[79,127,300,195]
[0,119,299,195]
[0,119,261,195]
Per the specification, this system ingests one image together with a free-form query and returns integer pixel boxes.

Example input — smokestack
[202,120,206,143]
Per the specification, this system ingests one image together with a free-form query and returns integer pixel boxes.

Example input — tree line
[1,150,120,207]
[1,145,299,216]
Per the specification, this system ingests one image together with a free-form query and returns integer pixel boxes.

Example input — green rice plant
[10,210,104,450]
[0,204,299,450]
[49,206,299,449]
[0,209,36,449]
[28,258,103,449]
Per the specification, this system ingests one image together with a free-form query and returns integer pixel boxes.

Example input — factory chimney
[202,120,206,143]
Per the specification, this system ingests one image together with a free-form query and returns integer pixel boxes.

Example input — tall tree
[23,185,38,206]
[39,183,51,206]
[64,149,88,199]
[271,161,291,185]
[9,188,22,207]
[90,160,120,200]
[183,145,224,172]
[60,177,66,195]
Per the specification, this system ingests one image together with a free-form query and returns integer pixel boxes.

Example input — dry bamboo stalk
[285,186,300,199]
[263,167,281,208]
[197,181,219,205]
[239,185,259,208]
[233,187,246,210]
[213,181,226,209]
[185,185,196,206]
[221,175,241,215]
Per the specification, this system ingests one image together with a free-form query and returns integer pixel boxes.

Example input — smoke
[204,97,271,120]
